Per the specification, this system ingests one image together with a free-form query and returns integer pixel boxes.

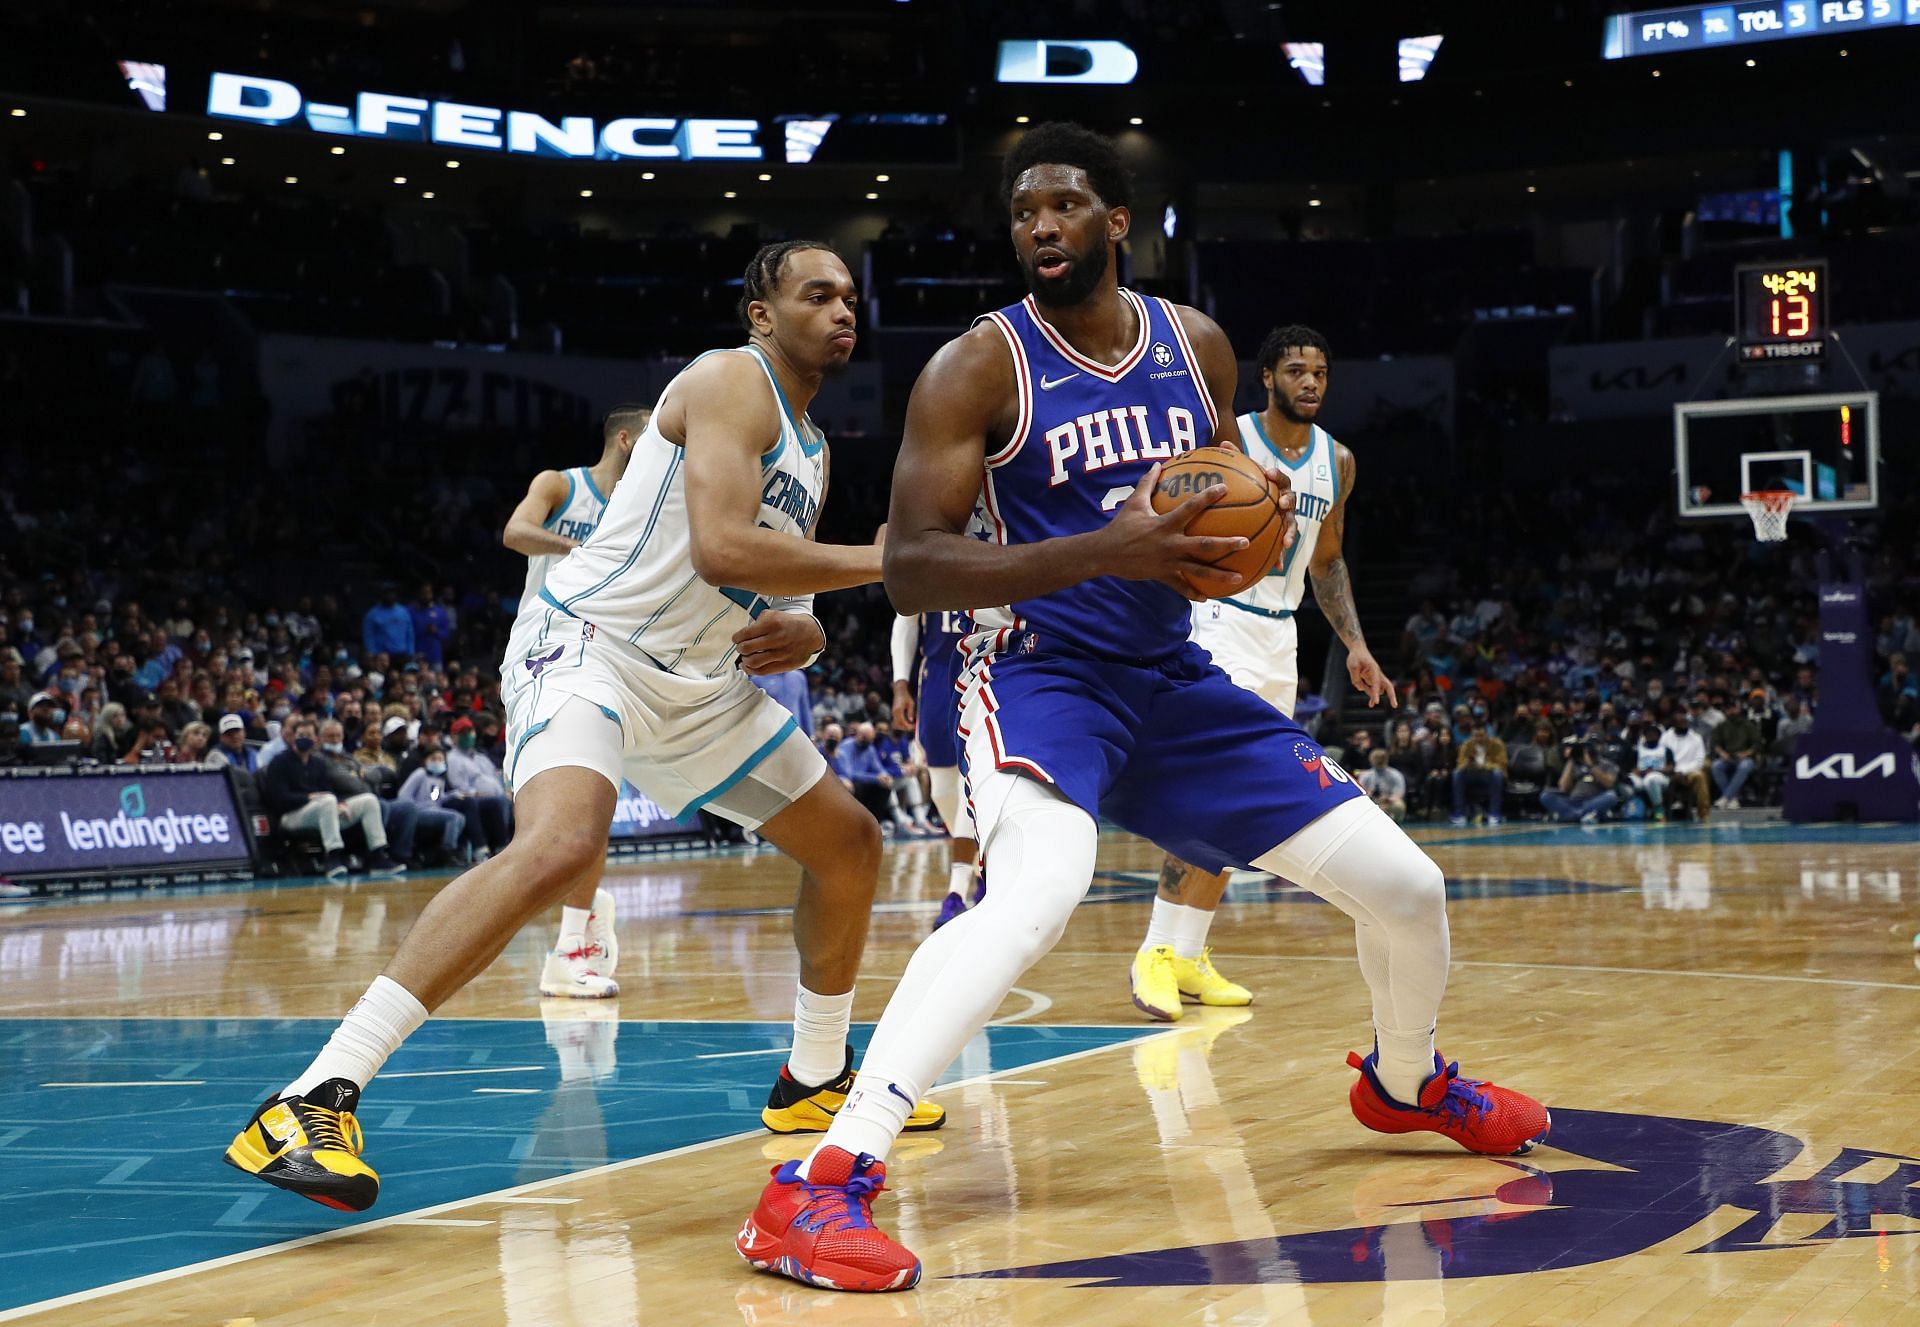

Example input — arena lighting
[865,191,880,199]
[118,60,167,112]
[874,173,890,181]
[579,188,592,197]
[331,145,345,154]
[207,131,222,141]
[995,40,1139,84]
[1129,116,1144,125]
[445,159,459,168]
[1283,42,1325,87]
[1603,1,1920,59]
[1398,34,1444,82]
[8,108,24,118]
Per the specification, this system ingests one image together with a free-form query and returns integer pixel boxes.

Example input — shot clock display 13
[1735,260,1827,362]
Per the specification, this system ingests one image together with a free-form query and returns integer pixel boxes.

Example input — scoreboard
[1604,1,1920,59]
[1735,261,1827,361]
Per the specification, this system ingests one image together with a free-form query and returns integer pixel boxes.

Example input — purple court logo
[967,1108,1920,1286]
[524,646,564,679]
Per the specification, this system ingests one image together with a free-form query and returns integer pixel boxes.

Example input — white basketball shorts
[1189,599,1298,717]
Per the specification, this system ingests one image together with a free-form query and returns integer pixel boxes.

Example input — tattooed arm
[1309,445,1398,708]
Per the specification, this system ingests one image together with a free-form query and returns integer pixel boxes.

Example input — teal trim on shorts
[506,717,553,790]
[538,586,573,615]
[681,715,800,816]
[1218,597,1294,621]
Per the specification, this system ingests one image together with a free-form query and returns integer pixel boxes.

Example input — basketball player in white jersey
[501,405,648,999]
[225,242,941,1214]
[1129,325,1399,1021]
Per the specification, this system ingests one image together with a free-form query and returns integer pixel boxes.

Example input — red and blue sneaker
[736,1146,922,1292]
[1347,1049,1551,1156]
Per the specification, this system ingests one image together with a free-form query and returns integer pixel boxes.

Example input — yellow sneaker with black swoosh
[222,1077,380,1211]
[761,1047,945,1134]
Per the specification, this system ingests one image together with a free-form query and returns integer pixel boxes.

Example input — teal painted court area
[0,1017,1154,1313]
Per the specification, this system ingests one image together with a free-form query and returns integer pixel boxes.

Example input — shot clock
[1735,260,1827,362]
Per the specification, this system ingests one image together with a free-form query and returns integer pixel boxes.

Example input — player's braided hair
[1256,324,1331,378]
[1000,121,1133,211]
[736,240,842,330]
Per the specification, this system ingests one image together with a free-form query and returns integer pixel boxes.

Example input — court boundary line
[0,1027,1164,1322]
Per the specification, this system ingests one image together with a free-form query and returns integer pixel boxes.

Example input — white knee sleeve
[927,765,976,840]
[968,770,1097,961]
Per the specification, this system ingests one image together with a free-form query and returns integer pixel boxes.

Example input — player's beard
[1025,240,1108,308]
[1272,390,1320,425]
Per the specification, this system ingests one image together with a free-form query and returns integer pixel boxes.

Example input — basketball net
[1740,490,1796,543]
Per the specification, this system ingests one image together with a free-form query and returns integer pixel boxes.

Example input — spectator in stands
[355,720,387,771]
[0,654,27,719]
[1451,717,1507,826]
[1627,718,1672,821]
[1689,692,1723,751]
[1359,747,1407,822]
[444,716,511,860]
[1710,694,1764,809]
[875,719,933,836]
[156,677,196,736]
[22,692,64,744]
[1774,695,1813,755]
[1660,714,1712,819]
[832,721,895,825]
[172,721,213,766]
[362,586,414,660]
[207,713,255,773]
[319,719,418,868]
[394,746,467,866]
[372,715,413,773]
[90,702,130,763]
[1403,600,1445,664]
[410,583,453,668]
[262,715,403,880]
[123,713,171,764]
[1541,738,1622,823]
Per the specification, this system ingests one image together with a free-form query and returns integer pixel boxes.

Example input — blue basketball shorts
[917,649,964,769]
[956,639,1363,873]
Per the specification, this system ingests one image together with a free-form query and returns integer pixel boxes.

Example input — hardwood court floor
[2,820,1917,1325]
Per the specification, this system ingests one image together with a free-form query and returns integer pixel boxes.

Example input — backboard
[1674,391,1879,519]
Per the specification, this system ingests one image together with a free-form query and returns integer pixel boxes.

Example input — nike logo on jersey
[1039,372,1080,391]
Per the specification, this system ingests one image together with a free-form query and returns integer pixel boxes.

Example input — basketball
[1150,446,1291,589]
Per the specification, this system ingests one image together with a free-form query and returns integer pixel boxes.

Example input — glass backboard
[1675,391,1879,519]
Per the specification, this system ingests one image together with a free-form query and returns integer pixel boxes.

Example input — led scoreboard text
[1736,261,1828,361]
[1604,2,1920,58]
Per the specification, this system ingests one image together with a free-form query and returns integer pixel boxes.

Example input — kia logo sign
[1795,753,1898,780]
[996,40,1140,84]
[207,72,764,161]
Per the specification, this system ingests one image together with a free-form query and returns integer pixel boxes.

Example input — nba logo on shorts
[1293,740,1350,789]
[581,621,596,641]
[1152,342,1174,367]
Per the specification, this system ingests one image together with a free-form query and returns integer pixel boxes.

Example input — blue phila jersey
[969,289,1220,662]
[918,609,971,681]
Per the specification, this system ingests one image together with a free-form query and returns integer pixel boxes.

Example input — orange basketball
[1149,445,1290,590]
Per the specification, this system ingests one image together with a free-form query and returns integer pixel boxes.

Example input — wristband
[799,613,826,669]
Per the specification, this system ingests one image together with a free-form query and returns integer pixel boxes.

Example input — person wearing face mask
[394,745,467,867]
[1659,714,1712,820]
[22,692,66,745]
[263,716,405,880]
[316,718,419,868]
[442,716,511,862]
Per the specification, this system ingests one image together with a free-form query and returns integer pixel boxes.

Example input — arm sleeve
[890,614,920,686]
[767,594,816,616]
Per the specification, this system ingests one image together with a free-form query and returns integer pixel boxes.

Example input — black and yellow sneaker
[223,1077,380,1212]
[761,1046,946,1134]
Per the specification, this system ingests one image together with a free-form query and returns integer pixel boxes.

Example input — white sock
[947,861,973,900]
[282,975,428,1098]
[558,906,590,945]
[788,984,854,1087]
[1373,1024,1438,1106]
[1172,905,1216,959]
[1144,896,1197,950]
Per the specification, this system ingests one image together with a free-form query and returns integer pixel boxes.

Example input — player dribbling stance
[735,125,1549,1293]
[224,242,942,1214]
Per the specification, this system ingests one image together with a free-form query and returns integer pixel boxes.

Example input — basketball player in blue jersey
[1130,325,1401,1022]
[890,608,980,927]
[738,124,1547,1294]
[502,405,648,1000]
[225,242,942,1216]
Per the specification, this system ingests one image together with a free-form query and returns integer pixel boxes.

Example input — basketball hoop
[1740,490,1796,543]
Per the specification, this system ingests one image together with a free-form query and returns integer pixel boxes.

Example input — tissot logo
[967,1108,1920,1286]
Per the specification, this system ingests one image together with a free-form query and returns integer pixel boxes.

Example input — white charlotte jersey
[1224,413,1341,618]
[520,465,612,610]
[533,345,826,679]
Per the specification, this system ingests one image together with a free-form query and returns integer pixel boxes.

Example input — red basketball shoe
[1347,1049,1551,1156]
[736,1146,922,1292]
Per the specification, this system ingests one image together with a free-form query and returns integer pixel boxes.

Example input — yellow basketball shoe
[223,1078,379,1211]
[1130,943,1183,1022]
[760,1047,945,1134]
[1173,948,1253,1007]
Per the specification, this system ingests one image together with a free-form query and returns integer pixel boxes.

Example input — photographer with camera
[1540,735,1621,824]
